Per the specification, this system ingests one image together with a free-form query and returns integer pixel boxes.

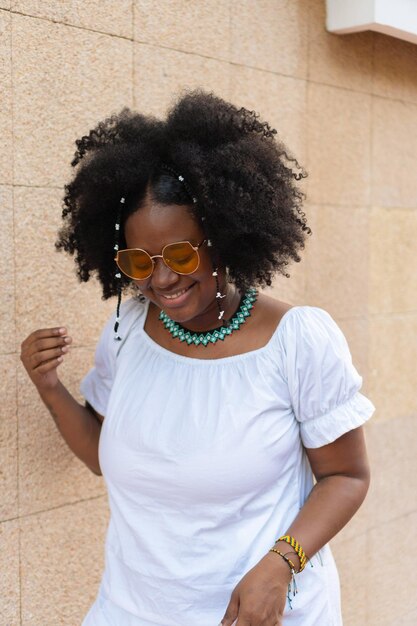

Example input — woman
[20,90,374,626]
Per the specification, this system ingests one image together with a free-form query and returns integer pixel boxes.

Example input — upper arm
[305,425,370,484]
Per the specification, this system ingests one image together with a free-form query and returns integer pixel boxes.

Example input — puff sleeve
[80,297,146,416]
[282,307,375,448]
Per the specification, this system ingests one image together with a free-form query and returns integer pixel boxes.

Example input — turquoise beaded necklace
[158,288,258,347]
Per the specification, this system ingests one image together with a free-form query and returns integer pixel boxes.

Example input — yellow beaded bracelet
[275,535,307,572]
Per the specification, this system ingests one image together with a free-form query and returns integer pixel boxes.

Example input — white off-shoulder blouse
[80,297,375,626]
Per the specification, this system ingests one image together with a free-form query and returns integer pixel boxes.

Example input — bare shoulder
[250,291,294,337]
[256,291,293,322]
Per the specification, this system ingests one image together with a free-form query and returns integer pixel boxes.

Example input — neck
[179,282,241,333]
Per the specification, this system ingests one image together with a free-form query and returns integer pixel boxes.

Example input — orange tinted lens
[117,249,153,279]
[163,242,199,274]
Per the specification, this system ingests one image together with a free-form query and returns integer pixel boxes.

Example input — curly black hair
[56,89,310,299]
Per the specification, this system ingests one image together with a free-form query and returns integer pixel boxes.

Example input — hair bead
[113,197,124,340]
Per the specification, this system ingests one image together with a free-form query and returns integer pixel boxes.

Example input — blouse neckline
[137,298,301,365]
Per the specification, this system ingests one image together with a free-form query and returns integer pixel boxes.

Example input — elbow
[87,463,102,477]
[346,463,371,510]
[359,463,371,504]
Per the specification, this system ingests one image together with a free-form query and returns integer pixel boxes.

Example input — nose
[150,257,180,290]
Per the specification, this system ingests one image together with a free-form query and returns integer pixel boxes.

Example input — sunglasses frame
[115,238,207,281]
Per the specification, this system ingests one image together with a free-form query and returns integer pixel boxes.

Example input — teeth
[162,287,189,300]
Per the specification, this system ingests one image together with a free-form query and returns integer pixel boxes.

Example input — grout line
[228,0,232,97]
[10,182,63,190]
[303,1,312,302]
[131,0,135,108]
[8,8,133,40]
[9,12,22,625]
[0,493,107,524]
[368,310,417,319]
[332,507,417,543]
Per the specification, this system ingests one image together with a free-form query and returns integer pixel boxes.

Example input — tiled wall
[1,1,416,624]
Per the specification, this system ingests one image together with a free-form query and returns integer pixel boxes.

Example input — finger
[22,327,67,350]
[234,618,250,625]
[31,347,69,368]
[32,335,72,353]
[36,355,64,374]
[221,601,239,626]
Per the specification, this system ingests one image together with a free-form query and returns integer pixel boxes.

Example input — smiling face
[123,195,227,328]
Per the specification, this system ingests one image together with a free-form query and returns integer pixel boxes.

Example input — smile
[156,283,196,306]
[162,287,190,299]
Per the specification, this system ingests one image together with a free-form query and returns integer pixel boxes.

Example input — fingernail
[59,327,66,334]
[64,336,72,343]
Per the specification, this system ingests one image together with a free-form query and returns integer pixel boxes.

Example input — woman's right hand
[20,327,72,393]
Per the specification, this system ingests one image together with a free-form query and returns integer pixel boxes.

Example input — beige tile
[12,13,133,187]
[20,496,109,625]
[18,345,106,517]
[0,2,11,9]
[308,0,373,92]
[369,207,417,315]
[0,355,18,522]
[307,83,371,206]
[0,186,15,354]
[372,98,417,208]
[373,33,417,105]
[0,519,20,625]
[11,0,132,37]
[230,65,308,165]
[367,512,417,625]
[14,186,114,351]
[368,314,417,422]
[266,254,307,307]
[305,205,369,319]
[133,43,231,118]
[230,0,309,79]
[0,11,12,185]
[396,609,417,626]
[134,0,230,60]
[331,532,369,626]
[363,415,417,532]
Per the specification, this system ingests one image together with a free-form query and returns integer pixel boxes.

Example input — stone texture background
[1,1,416,624]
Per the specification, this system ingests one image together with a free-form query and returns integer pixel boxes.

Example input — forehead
[124,202,203,250]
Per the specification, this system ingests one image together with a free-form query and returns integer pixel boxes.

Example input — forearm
[270,472,370,570]
[40,382,102,476]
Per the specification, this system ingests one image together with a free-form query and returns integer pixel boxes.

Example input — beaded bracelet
[268,548,298,610]
[275,535,307,572]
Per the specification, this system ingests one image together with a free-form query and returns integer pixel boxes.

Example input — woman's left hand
[220,552,291,626]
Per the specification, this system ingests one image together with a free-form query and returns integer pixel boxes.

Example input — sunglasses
[115,238,207,280]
